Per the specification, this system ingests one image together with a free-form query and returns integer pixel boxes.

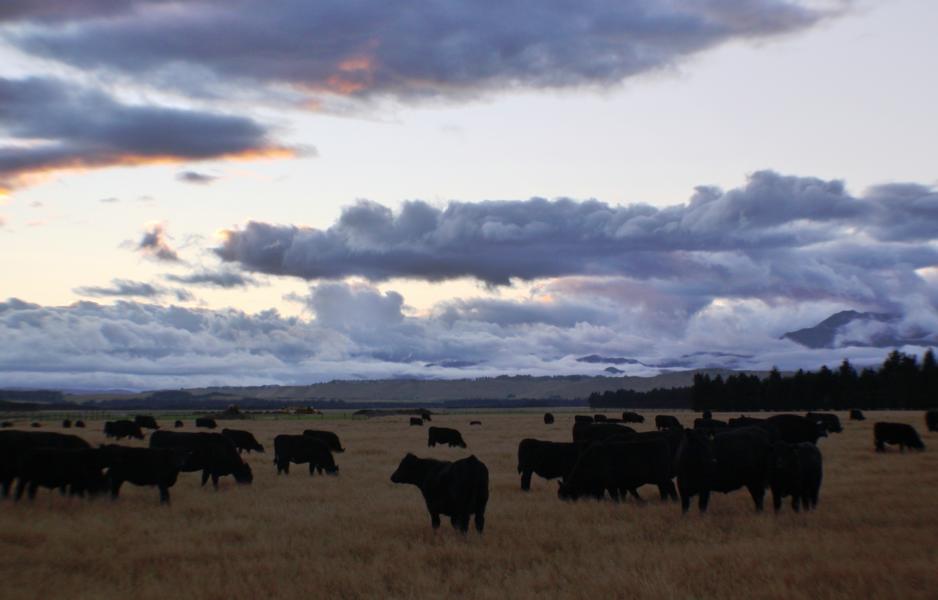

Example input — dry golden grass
[1,411,937,600]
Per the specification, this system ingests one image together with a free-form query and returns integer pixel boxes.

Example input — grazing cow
[849,409,865,421]
[621,411,645,424]
[702,410,713,420]
[149,431,252,488]
[428,426,467,448]
[174,420,184,428]
[544,413,555,425]
[806,412,843,434]
[574,415,594,424]
[222,428,265,454]
[768,442,823,512]
[390,453,489,534]
[517,439,581,491]
[410,417,423,426]
[273,435,338,475]
[421,413,432,422]
[101,445,188,504]
[195,417,217,429]
[15,447,107,501]
[104,420,144,440]
[302,429,345,453]
[1,422,12,428]
[62,419,72,428]
[134,415,160,430]
[926,410,938,432]
[676,427,772,513]
[693,418,728,433]
[469,421,482,426]
[30,423,41,428]
[766,414,827,444]
[74,420,85,428]
[874,422,925,452]
[572,422,635,444]
[655,415,681,431]
[594,414,608,423]
[0,431,91,498]
[558,438,675,502]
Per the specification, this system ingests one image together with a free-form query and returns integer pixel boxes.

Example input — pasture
[1,411,936,599]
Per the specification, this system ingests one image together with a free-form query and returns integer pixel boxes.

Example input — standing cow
[410,417,423,426]
[767,442,823,512]
[150,431,252,488]
[543,413,555,425]
[655,415,681,431]
[195,417,217,429]
[517,439,581,491]
[427,426,467,448]
[134,415,160,430]
[273,435,338,475]
[104,420,144,441]
[102,445,188,504]
[621,411,645,424]
[390,453,489,534]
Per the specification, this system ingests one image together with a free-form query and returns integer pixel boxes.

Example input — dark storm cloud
[164,269,259,288]
[8,1,832,101]
[0,76,291,191]
[177,171,217,185]
[136,223,179,262]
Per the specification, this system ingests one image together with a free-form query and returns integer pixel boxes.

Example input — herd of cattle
[0,409,935,535]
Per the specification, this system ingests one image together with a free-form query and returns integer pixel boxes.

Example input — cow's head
[233,461,253,484]
[390,453,419,484]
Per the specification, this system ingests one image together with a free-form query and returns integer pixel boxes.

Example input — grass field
[1,411,936,600]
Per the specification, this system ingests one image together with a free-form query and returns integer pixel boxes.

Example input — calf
[273,435,338,475]
[428,426,467,448]
[150,430,252,488]
[390,453,489,534]
[874,422,925,452]
[410,417,424,426]
[222,428,265,454]
[104,420,144,440]
[517,439,581,491]
[302,429,345,453]
[655,415,681,431]
[102,445,188,504]
[768,442,823,512]
[195,417,217,429]
[15,447,106,501]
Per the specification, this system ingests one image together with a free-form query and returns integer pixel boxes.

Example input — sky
[1,0,936,390]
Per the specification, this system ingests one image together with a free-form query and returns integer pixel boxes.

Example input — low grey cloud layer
[0,76,290,191]
[5,1,832,103]
[217,171,938,312]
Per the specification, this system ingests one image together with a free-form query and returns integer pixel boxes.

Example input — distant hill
[781,310,932,349]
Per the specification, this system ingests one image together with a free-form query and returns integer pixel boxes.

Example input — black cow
[428,426,467,448]
[574,415,594,424]
[558,438,675,502]
[302,429,345,453]
[676,427,772,513]
[544,413,555,425]
[104,420,144,440]
[174,420,184,428]
[926,410,938,432]
[62,419,72,428]
[728,416,766,428]
[767,442,823,512]
[470,421,482,426]
[101,445,188,504]
[410,417,424,426]
[0,431,92,498]
[621,411,645,424]
[874,422,925,452]
[421,412,432,422]
[517,439,581,491]
[195,417,217,429]
[222,428,265,454]
[273,435,338,475]
[1,422,12,428]
[806,412,843,434]
[15,447,106,501]
[74,420,85,428]
[572,422,635,444]
[693,418,728,433]
[702,410,713,420]
[149,431,252,488]
[849,409,865,421]
[390,453,489,534]
[134,415,160,430]
[655,415,681,431]
[766,414,827,444]
[30,423,41,428]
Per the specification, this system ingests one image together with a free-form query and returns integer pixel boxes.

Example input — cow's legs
[520,470,532,491]
[13,479,26,501]
[211,473,220,489]
[309,463,316,476]
[159,486,170,505]
[200,470,210,486]
[772,488,783,512]
[791,495,801,512]
[430,512,441,529]
[628,488,646,504]
[110,479,122,499]
[698,489,710,513]
[747,482,765,512]
[27,482,38,500]
[474,508,485,533]
[1,478,11,498]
